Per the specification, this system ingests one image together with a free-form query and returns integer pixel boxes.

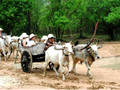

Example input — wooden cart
[19,42,59,73]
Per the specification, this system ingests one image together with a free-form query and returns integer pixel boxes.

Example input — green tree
[0,0,33,35]
[86,0,120,40]
[38,0,87,40]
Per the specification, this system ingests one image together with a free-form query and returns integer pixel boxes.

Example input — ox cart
[18,42,59,73]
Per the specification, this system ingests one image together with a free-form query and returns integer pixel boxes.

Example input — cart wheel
[49,62,59,71]
[21,50,32,73]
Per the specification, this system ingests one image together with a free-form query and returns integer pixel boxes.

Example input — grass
[37,32,120,43]
[101,63,120,70]
[63,33,110,43]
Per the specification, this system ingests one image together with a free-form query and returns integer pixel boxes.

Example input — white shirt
[26,40,36,47]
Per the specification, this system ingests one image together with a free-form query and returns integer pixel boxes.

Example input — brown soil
[0,41,120,89]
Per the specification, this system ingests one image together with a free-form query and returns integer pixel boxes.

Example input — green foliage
[104,7,120,24]
[54,14,69,30]
[85,0,120,40]
[0,0,33,35]
[1,0,120,41]
[38,0,87,38]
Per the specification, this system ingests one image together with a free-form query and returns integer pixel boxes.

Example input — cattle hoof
[5,59,7,61]
[43,73,46,77]
[43,74,46,77]
[56,74,59,77]
[66,73,69,76]
[70,70,77,74]
[89,76,92,80]
[75,72,77,75]
[70,70,73,73]
[14,57,17,59]
[8,55,10,58]
[63,78,65,81]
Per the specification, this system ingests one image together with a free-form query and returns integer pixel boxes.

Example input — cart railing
[18,42,45,55]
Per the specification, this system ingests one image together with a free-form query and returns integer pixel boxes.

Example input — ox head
[4,34,13,46]
[87,42,102,59]
[54,41,74,56]
[6,35,12,44]
[63,42,74,55]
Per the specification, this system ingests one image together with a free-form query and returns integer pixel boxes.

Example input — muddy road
[0,42,120,89]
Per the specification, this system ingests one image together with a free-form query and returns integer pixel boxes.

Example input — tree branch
[68,2,80,18]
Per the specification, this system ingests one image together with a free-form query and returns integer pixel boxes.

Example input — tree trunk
[107,23,114,40]
[79,28,83,38]
[6,24,11,35]
[58,27,61,38]
[79,20,83,38]
[108,28,114,40]
[61,31,64,38]
[28,11,31,34]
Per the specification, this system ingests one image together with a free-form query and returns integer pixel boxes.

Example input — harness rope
[4,40,9,47]
[62,50,69,56]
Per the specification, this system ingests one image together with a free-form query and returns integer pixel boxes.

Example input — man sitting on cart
[0,28,6,39]
[44,34,55,50]
[0,28,3,38]
[21,33,29,47]
[26,33,36,47]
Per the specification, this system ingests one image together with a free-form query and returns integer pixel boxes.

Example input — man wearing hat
[44,34,55,50]
[41,35,48,43]
[0,28,4,38]
[21,33,28,47]
[26,33,36,47]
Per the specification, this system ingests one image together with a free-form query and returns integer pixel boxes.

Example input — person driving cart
[44,34,55,50]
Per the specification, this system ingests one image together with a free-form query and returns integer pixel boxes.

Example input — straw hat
[0,28,3,31]
[41,35,48,40]
[21,33,28,39]
[30,34,36,39]
[48,34,55,39]
[41,35,48,43]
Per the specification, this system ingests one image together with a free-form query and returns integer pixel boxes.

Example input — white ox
[72,43,102,79]
[44,42,74,80]
[10,35,29,63]
[0,35,13,61]
[10,36,20,59]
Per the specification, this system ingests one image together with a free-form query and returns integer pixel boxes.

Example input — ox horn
[96,39,103,49]
[80,21,99,51]
[10,32,12,36]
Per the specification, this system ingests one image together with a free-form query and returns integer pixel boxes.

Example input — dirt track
[0,41,120,89]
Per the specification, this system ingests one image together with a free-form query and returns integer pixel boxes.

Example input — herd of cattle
[0,32,103,80]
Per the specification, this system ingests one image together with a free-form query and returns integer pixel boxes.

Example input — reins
[62,50,69,56]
